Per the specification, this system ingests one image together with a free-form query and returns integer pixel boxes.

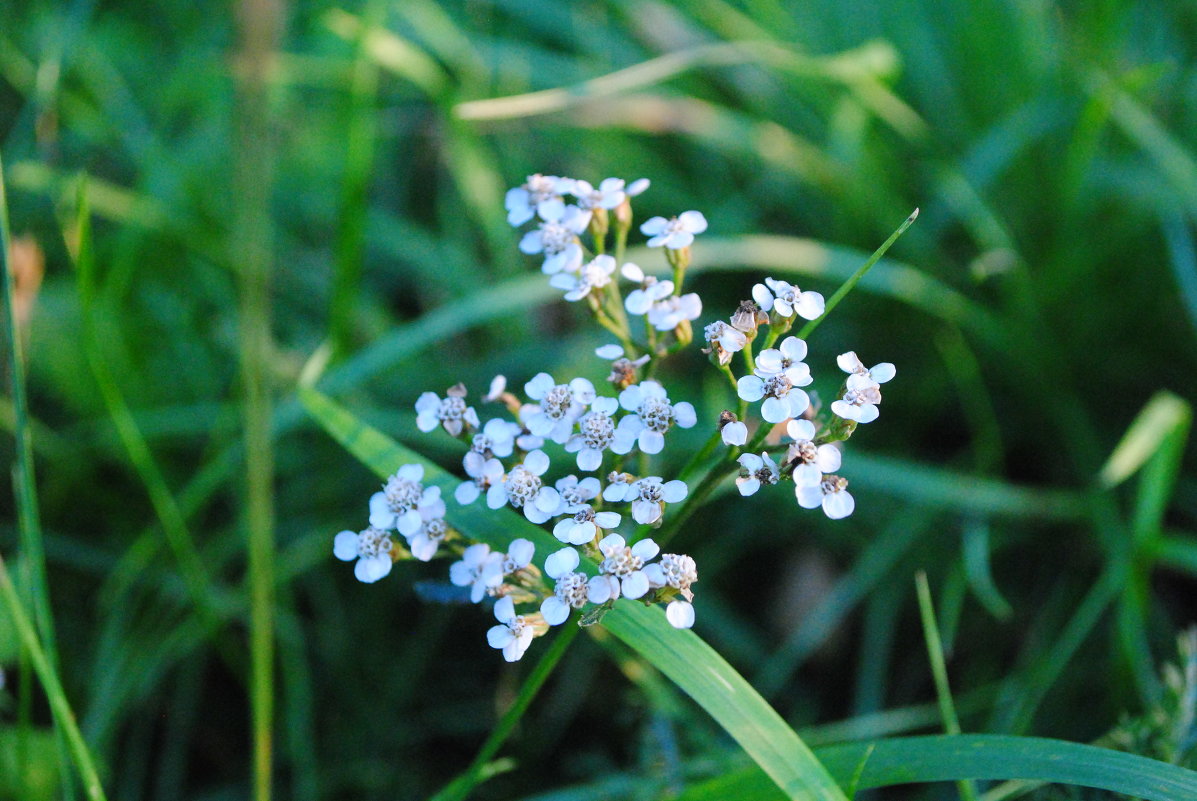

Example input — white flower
[569,178,628,211]
[541,547,602,625]
[518,202,588,274]
[482,375,508,403]
[785,419,841,487]
[485,449,561,524]
[550,474,603,514]
[505,174,571,227]
[521,373,596,444]
[590,534,660,601]
[552,505,621,545]
[608,476,688,525]
[837,351,896,391]
[407,516,448,562]
[456,453,505,505]
[796,474,855,519]
[415,386,480,437]
[755,336,813,387]
[622,263,674,315]
[550,254,617,301]
[449,543,505,603]
[647,292,702,331]
[831,385,883,424]
[602,471,636,503]
[721,420,748,446]
[499,537,535,576]
[644,552,698,628]
[735,452,779,496]
[471,418,521,459]
[486,596,535,662]
[613,381,697,455]
[565,396,619,471]
[752,277,825,320]
[737,372,810,424]
[640,211,708,249]
[333,526,395,583]
[703,321,747,365]
[666,601,695,629]
[369,466,445,535]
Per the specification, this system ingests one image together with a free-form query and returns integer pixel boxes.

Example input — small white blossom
[449,543,504,603]
[521,373,596,443]
[831,385,883,424]
[837,351,896,391]
[564,396,619,470]
[590,534,660,601]
[737,372,810,424]
[505,174,571,226]
[785,419,841,487]
[486,596,535,662]
[333,526,395,583]
[613,381,697,455]
[550,254,617,301]
[485,449,561,524]
[456,453,505,505]
[648,292,703,331]
[796,474,855,519]
[569,178,628,211]
[640,211,708,249]
[518,202,588,274]
[703,321,747,365]
[541,547,603,625]
[755,336,813,387]
[471,418,521,459]
[406,515,448,562]
[736,452,779,496]
[622,263,674,315]
[606,475,689,525]
[552,505,621,545]
[721,420,748,446]
[644,552,698,629]
[415,386,480,437]
[550,474,603,514]
[499,538,535,576]
[752,277,825,321]
[369,465,445,536]
[602,471,636,502]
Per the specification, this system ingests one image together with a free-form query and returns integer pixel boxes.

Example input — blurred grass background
[1,0,1196,799]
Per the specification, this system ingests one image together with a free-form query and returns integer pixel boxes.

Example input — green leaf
[299,388,847,801]
[1098,391,1192,490]
[674,735,1197,801]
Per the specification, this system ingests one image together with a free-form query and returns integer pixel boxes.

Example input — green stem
[797,208,919,341]
[0,554,108,801]
[679,429,722,483]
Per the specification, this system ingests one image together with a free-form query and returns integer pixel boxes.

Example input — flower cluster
[332,173,900,666]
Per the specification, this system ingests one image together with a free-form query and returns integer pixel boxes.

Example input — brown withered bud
[717,410,738,431]
[730,300,767,335]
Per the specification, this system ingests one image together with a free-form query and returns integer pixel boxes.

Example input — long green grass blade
[674,735,1197,801]
[299,388,847,801]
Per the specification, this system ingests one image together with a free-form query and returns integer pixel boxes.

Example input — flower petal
[666,600,695,629]
[545,546,580,578]
[333,531,359,561]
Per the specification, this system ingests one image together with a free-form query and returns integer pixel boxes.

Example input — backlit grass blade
[675,735,1197,801]
[300,388,847,801]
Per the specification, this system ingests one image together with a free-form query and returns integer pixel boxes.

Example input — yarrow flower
[796,474,855,519]
[640,211,708,249]
[485,450,561,524]
[541,546,608,625]
[737,371,810,424]
[521,373,596,443]
[613,381,697,455]
[333,526,396,583]
[369,465,445,536]
[622,263,674,316]
[755,336,813,387]
[549,254,617,301]
[752,277,825,321]
[589,533,660,601]
[703,320,747,366]
[838,351,896,390]
[565,396,619,470]
[449,543,504,603]
[518,200,588,274]
[568,177,629,212]
[604,475,689,524]
[552,504,621,545]
[645,553,699,629]
[785,419,841,487]
[456,452,504,505]
[486,596,536,662]
[415,384,479,437]
[505,174,571,226]
[831,385,883,424]
[647,292,703,332]
[735,451,779,496]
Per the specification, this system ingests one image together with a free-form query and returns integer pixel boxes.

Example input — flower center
[608,358,638,388]
[438,396,467,422]
[792,439,817,464]
[581,412,615,449]
[560,484,587,508]
[764,374,792,398]
[636,478,664,504]
[601,547,644,577]
[358,527,393,558]
[507,615,528,637]
[638,398,674,433]
[821,475,849,495]
[843,386,881,406]
[505,465,543,508]
[471,434,494,456]
[660,553,697,590]
[538,221,573,254]
[541,384,574,420]
[573,506,596,524]
[755,466,778,485]
[422,518,447,542]
[555,572,590,607]
[384,476,422,514]
[525,174,558,204]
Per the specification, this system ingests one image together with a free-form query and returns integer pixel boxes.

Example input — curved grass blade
[675,735,1197,801]
[299,388,846,801]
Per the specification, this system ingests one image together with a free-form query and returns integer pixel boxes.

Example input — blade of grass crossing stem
[0,554,108,801]
[672,735,1197,801]
[429,625,581,801]
[68,179,227,644]
[299,389,847,801]
[233,2,282,798]
[328,0,382,362]
[1,149,76,800]
[796,208,919,340]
